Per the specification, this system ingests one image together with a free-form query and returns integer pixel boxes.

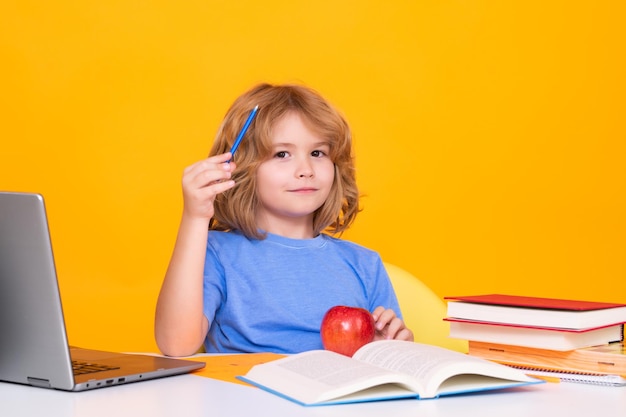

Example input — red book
[445,294,626,311]
[445,294,626,330]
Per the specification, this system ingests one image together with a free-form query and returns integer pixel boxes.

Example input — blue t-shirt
[202,230,402,353]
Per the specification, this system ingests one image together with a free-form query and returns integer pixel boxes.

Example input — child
[155,83,413,356]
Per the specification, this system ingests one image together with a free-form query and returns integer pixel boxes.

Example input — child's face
[255,111,335,237]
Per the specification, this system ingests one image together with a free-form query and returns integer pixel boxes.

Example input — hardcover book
[237,340,542,406]
[445,294,626,330]
[445,318,624,351]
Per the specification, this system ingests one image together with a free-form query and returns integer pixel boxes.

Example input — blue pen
[229,105,259,159]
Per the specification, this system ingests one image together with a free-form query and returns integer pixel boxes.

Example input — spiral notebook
[509,366,626,387]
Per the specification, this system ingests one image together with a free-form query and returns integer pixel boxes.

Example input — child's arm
[154,153,236,357]
[372,306,414,342]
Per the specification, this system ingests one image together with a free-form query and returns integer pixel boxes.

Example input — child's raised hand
[181,152,236,221]
[371,306,414,342]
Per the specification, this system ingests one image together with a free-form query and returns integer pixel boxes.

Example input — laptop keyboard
[72,360,120,375]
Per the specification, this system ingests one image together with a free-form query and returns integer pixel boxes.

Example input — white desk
[1,373,625,417]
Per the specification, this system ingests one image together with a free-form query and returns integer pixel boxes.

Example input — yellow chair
[384,262,468,352]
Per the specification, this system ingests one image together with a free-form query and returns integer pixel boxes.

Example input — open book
[238,340,543,406]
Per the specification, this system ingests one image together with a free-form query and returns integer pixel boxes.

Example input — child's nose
[296,158,314,178]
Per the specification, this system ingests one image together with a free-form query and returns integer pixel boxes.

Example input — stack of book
[444,294,626,385]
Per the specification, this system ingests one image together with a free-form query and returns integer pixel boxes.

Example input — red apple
[320,305,375,357]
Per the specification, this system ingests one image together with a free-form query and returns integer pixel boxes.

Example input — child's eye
[311,150,327,158]
[274,151,289,158]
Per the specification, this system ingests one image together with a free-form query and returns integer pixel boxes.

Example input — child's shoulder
[207,230,249,248]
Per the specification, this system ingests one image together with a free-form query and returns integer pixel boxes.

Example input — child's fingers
[373,308,396,331]
[393,327,414,341]
[372,307,414,341]
[184,159,236,190]
[371,306,385,321]
[183,152,233,177]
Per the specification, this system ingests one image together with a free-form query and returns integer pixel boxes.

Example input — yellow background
[1,1,624,353]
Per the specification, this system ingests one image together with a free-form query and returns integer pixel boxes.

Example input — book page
[353,340,537,397]
[241,350,419,404]
[354,340,465,380]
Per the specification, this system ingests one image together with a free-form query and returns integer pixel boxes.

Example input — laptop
[0,191,205,391]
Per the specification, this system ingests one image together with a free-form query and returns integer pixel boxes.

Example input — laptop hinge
[27,376,52,388]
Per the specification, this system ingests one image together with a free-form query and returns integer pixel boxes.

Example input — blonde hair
[209,83,360,239]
